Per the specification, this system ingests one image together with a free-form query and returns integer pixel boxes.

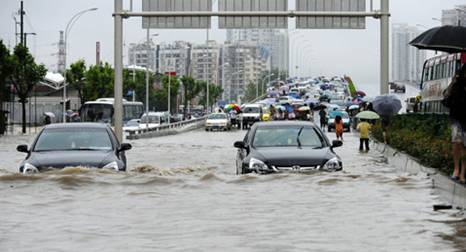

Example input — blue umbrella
[372,95,402,117]
[305,98,318,105]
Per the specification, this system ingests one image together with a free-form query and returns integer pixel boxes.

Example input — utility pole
[20,1,24,45]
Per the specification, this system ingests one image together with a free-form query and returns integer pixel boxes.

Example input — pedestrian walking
[319,108,327,131]
[357,119,371,152]
[335,115,344,141]
[442,64,466,183]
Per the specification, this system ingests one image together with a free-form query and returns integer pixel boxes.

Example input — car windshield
[126,120,139,126]
[208,114,227,119]
[141,115,161,124]
[253,126,325,148]
[34,128,113,151]
[329,112,349,119]
[243,107,260,113]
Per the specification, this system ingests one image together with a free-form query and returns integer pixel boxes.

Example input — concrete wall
[373,141,466,209]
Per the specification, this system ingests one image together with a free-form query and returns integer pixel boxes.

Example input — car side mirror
[17,145,29,153]
[118,143,132,152]
[234,141,245,149]
[331,140,343,148]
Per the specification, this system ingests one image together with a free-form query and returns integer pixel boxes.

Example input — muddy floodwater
[0,129,465,251]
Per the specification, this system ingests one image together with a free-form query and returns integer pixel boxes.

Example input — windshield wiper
[297,126,304,149]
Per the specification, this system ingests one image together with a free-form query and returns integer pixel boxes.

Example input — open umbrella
[356,90,366,97]
[356,111,380,120]
[372,95,402,117]
[274,104,286,111]
[313,103,327,111]
[224,103,240,112]
[362,96,374,103]
[348,104,360,111]
[409,25,466,53]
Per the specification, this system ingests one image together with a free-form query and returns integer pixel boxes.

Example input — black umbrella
[409,25,466,53]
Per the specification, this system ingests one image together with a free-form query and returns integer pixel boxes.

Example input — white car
[240,104,263,129]
[140,112,163,129]
[123,119,142,137]
[205,113,231,131]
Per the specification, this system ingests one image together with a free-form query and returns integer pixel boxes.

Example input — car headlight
[102,161,119,171]
[322,157,342,171]
[249,158,267,171]
[23,163,39,174]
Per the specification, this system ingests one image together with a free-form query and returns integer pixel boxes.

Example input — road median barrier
[126,116,206,140]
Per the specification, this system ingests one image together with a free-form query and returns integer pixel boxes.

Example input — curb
[372,141,466,209]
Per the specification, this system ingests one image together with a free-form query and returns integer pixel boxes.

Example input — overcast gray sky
[0,0,463,95]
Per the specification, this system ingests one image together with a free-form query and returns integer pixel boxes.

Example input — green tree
[123,69,156,110]
[198,82,223,110]
[9,44,47,133]
[0,40,12,134]
[66,60,87,106]
[84,63,114,101]
[160,74,180,113]
[243,81,258,103]
[180,76,201,117]
[209,84,223,106]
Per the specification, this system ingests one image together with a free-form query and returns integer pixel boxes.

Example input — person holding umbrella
[355,111,379,152]
[442,64,466,183]
[372,95,402,144]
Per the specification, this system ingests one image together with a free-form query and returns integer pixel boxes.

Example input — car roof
[253,121,318,128]
[44,123,110,130]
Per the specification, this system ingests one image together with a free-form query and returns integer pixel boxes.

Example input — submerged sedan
[17,123,132,173]
[234,121,342,174]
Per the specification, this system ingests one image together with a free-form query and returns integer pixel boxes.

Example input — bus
[420,53,466,113]
[80,98,144,124]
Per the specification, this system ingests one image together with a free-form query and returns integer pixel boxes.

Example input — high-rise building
[158,41,191,77]
[128,40,157,72]
[441,5,466,26]
[222,41,268,102]
[391,23,426,83]
[227,29,288,73]
[190,41,222,85]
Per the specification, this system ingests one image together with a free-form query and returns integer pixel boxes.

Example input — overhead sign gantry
[113,0,389,142]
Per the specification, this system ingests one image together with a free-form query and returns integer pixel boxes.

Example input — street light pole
[260,73,275,97]
[63,7,97,123]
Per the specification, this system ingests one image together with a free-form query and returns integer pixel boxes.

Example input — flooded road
[0,129,464,251]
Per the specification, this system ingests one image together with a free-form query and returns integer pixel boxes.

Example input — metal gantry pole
[168,72,171,126]
[114,0,124,143]
[206,29,209,114]
[380,0,390,95]
[145,28,150,130]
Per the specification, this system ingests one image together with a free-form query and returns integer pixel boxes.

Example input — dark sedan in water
[234,121,342,174]
[17,123,132,173]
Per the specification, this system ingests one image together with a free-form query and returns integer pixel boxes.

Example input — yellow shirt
[357,122,371,139]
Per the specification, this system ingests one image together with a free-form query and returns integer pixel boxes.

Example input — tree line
[66,60,223,116]
[0,39,223,135]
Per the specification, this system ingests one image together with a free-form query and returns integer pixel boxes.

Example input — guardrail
[126,116,206,140]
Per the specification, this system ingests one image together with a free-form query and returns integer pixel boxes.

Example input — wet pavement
[0,126,465,251]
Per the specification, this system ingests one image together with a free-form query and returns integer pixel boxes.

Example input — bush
[371,114,453,175]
